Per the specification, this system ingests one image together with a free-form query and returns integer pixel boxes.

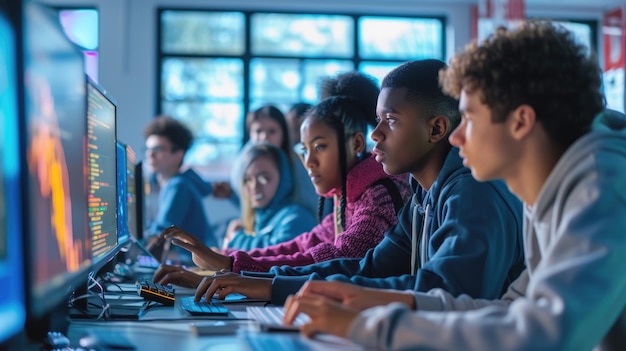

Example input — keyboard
[136,280,175,306]
[246,306,310,331]
[179,296,230,316]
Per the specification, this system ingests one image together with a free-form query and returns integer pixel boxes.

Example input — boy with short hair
[144,116,216,249]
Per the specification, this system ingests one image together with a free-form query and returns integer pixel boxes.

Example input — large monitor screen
[0,5,25,344]
[87,79,118,263]
[22,2,90,321]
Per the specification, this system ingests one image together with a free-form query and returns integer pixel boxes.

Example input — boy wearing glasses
[144,116,217,254]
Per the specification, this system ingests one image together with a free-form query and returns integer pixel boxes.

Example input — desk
[63,292,364,351]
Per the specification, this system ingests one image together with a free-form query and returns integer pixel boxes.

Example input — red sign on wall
[472,0,525,41]
[602,6,625,113]
[603,7,625,71]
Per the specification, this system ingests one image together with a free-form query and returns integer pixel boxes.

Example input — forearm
[231,250,316,273]
[328,273,417,291]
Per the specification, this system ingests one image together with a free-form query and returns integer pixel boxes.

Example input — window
[158,10,445,177]
[58,8,98,81]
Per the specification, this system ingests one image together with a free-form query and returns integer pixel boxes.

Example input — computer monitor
[86,77,120,271]
[135,160,146,241]
[0,2,25,346]
[125,145,141,240]
[116,141,129,245]
[121,152,162,269]
[21,2,90,339]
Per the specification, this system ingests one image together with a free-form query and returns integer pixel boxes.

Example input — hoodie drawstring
[411,194,426,275]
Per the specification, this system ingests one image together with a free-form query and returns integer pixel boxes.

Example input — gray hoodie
[347,110,626,351]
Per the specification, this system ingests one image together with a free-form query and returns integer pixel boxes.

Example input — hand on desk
[159,226,232,271]
[283,281,416,338]
[194,273,272,302]
[153,264,204,288]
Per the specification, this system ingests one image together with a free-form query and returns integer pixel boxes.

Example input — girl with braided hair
[152,95,410,289]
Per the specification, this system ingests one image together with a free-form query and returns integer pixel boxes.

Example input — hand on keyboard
[246,306,310,331]
[179,296,230,316]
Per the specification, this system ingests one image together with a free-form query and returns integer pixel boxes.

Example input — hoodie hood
[535,109,626,217]
[411,147,466,204]
[235,145,294,229]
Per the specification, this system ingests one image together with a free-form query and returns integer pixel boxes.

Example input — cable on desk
[67,272,111,320]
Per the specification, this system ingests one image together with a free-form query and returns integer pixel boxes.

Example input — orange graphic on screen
[26,75,86,274]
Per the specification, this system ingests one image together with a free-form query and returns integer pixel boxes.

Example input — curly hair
[383,59,461,129]
[440,20,605,148]
[143,115,193,152]
[319,71,380,128]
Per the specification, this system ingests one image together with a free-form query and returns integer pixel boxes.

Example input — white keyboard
[246,306,310,331]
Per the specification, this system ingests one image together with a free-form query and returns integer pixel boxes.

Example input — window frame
[156,8,447,174]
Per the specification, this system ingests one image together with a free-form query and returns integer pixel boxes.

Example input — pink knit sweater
[228,155,411,273]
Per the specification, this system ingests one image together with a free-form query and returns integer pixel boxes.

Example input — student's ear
[428,115,450,143]
[509,105,536,140]
[173,149,186,167]
[351,132,366,154]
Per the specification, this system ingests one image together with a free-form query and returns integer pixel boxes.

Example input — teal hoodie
[226,146,317,250]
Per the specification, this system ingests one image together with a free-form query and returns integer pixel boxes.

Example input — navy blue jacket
[256,148,525,305]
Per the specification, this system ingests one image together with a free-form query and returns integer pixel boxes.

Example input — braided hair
[304,96,369,229]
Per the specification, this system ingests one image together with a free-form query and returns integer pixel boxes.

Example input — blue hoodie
[149,168,217,247]
[229,141,319,218]
[226,147,317,250]
[263,148,526,304]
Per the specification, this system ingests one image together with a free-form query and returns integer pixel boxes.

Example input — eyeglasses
[243,174,269,187]
[145,145,175,154]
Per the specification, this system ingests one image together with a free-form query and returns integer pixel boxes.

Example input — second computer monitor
[86,78,118,268]
[116,141,129,245]
[125,144,141,240]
